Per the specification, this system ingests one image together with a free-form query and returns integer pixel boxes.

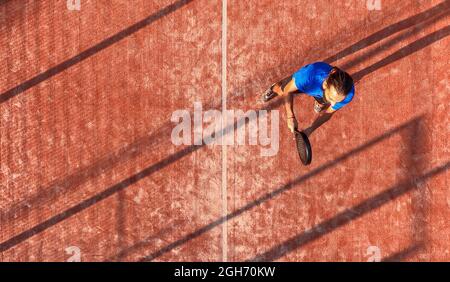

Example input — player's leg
[262,75,299,102]
[313,97,330,113]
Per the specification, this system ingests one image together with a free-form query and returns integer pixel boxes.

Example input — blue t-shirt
[293,62,355,111]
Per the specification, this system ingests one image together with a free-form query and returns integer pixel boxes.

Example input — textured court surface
[0,0,449,261]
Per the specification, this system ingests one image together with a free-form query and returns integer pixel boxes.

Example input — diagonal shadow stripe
[138,116,423,261]
[353,25,450,81]
[0,98,283,253]
[0,116,421,254]
[4,2,440,223]
[249,162,449,262]
[341,10,449,71]
[0,0,195,104]
[250,118,429,262]
[324,0,450,63]
[3,19,445,229]
[2,3,447,257]
[2,1,446,105]
[382,243,424,262]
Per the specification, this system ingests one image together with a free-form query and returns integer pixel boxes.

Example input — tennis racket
[294,129,312,165]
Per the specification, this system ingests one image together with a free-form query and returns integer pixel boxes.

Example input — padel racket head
[294,130,312,165]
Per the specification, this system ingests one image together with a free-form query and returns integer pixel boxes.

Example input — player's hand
[287,116,298,133]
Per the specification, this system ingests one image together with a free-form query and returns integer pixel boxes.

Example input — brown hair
[326,67,354,96]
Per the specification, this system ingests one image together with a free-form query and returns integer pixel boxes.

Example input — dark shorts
[278,75,328,105]
[313,96,328,105]
[278,75,293,91]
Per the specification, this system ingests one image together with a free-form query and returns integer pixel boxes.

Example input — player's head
[323,67,353,104]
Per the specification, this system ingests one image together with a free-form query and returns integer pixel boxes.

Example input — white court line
[221,0,228,262]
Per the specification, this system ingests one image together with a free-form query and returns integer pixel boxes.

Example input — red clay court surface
[0,0,449,262]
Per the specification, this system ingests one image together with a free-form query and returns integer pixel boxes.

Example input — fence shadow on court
[140,117,449,262]
[248,118,433,262]
[247,163,443,261]
[324,0,449,64]
[0,0,195,103]
[1,1,449,258]
[1,0,448,104]
[3,1,448,227]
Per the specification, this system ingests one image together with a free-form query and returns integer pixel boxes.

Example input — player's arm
[284,92,295,118]
[273,81,296,119]
[274,78,301,133]
[284,92,298,133]
[325,105,337,114]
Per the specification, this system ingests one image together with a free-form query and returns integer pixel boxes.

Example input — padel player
[262,62,355,136]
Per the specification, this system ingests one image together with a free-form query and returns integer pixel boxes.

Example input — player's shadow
[138,20,447,259]
[1,1,449,256]
[140,117,449,262]
[248,118,432,262]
